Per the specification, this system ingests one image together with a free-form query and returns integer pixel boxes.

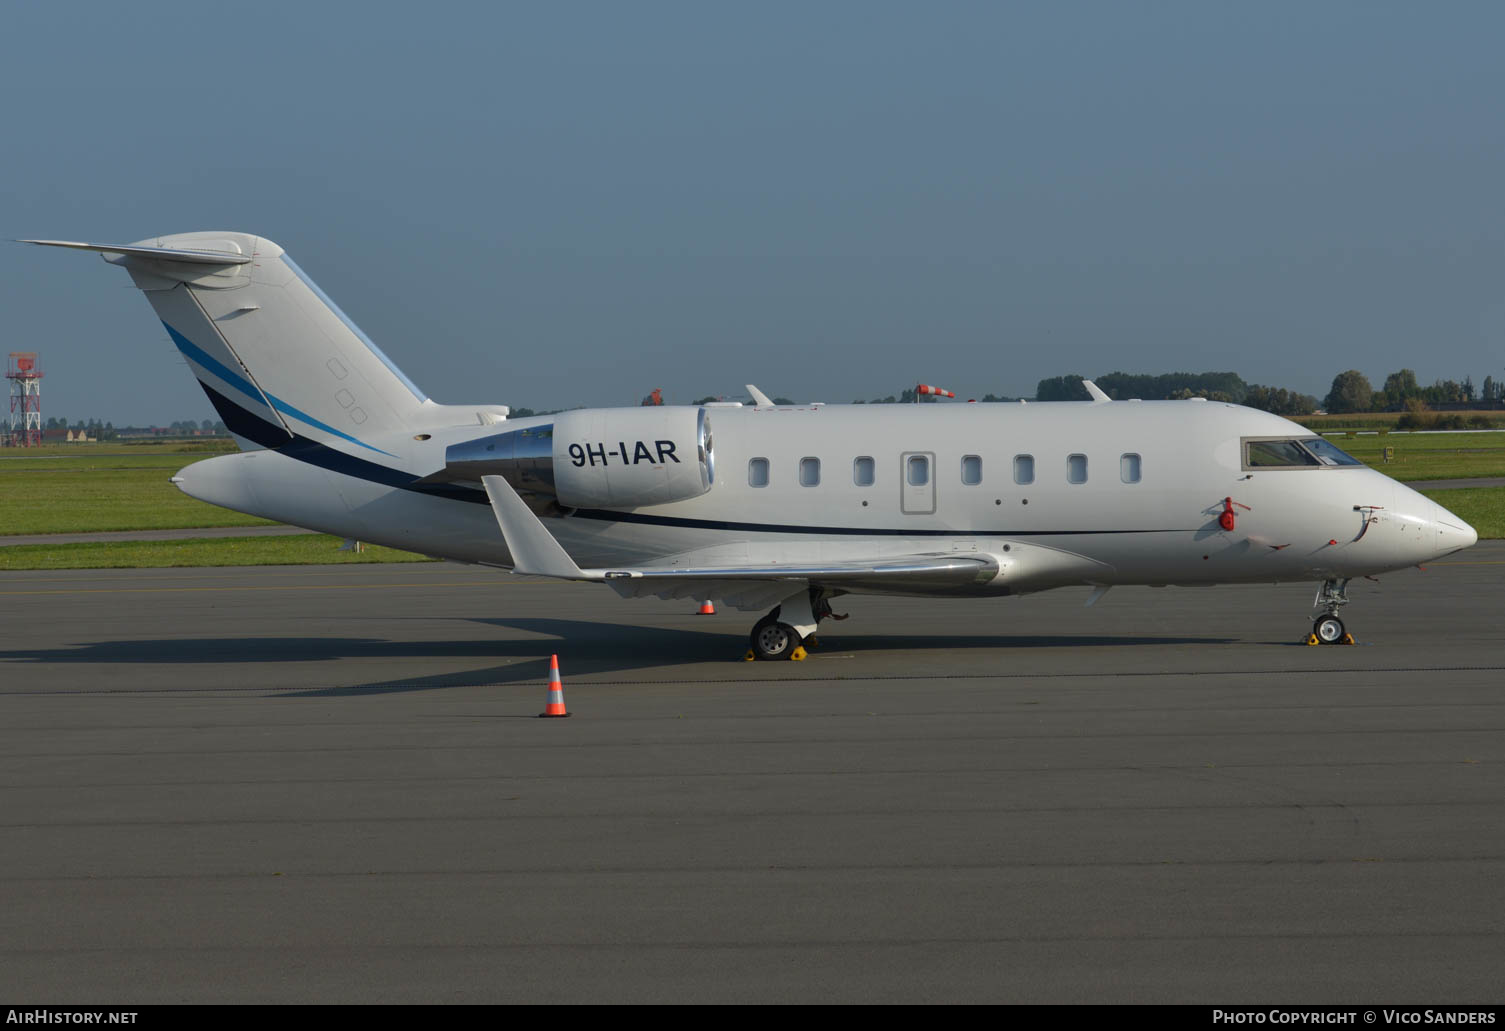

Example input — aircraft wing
[481,475,1000,608]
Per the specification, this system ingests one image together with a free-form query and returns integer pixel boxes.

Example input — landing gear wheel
[751,621,803,661]
[1313,615,1345,645]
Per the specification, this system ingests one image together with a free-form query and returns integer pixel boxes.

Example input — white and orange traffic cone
[539,654,570,718]
[697,600,715,615]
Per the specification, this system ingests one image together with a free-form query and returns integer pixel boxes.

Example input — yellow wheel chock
[1305,632,1358,646]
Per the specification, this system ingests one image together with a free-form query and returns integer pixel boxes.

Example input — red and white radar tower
[6,352,43,447]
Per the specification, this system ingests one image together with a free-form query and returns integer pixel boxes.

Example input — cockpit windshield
[1300,438,1364,466]
[1243,437,1364,469]
[1246,439,1319,467]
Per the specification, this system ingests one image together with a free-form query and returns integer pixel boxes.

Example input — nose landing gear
[1307,578,1357,645]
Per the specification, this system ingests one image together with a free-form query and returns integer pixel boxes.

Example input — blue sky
[6,1,1505,423]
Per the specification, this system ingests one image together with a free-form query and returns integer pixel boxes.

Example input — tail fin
[26,232,429,454]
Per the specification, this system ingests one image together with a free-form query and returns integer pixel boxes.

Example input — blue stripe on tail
[163,321,396,457]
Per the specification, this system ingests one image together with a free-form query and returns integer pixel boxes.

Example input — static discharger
[540,654,570,718]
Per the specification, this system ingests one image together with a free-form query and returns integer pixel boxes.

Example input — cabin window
[853,456,875,486]
[748,457,770,487]
[960,455,982,485]
[907,454,930,486]
[1120,453,1141,483]
[799,457,821,487]
[1067,454,1088,484]
[1014,454,1034,484]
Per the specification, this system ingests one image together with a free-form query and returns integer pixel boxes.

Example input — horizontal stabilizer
[21,239,253,265]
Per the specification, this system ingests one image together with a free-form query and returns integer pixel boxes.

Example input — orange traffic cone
[539,654,570,718]
[697,600,715,615]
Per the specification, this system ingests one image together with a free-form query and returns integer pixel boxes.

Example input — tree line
[1034,372,1319,415]
[1322,369,1503,413]
[41,417,230,439]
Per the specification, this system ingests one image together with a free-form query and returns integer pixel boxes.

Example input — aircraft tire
[751,621,803,661]
[1313,615,1345,645]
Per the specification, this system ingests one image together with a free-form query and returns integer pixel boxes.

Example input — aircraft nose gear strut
[1307,577,1356,645]
[746,587,845,661]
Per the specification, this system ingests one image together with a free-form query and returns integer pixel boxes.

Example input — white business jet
[26,232,1478,659]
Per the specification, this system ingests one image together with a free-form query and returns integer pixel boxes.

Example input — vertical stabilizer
[28,232,428,454]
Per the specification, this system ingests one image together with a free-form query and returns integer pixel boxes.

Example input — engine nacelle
[552,407,713,508]
[443,407,714,509]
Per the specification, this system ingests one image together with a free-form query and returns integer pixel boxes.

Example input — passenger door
[900,451,935,514]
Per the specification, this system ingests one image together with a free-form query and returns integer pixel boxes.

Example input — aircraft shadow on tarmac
[0,616,1233,697]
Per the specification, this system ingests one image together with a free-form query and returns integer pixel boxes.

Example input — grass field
[1298,411,1505,432]
[1319,431,1505,482]
[0,441,274,534]
[0,534,435,570]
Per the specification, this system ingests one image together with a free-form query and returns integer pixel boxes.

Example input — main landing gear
[1308,578,1356,646]
[746,588,846,661]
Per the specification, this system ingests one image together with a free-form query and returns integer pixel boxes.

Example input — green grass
[0,534,437,570]
[2,440,239,458]
[1298,411,1505,432]
[1419,487,1505,540]
[0,443,273,534]
[1321,431,1505,482]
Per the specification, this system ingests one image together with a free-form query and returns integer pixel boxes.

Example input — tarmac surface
[2,545,1503,1003]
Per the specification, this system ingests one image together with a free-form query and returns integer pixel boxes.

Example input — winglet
[1082,379,1111,403]
[481,475,595,580]
[746,384,774,407]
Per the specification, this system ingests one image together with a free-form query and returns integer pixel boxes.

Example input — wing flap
[481,473,1001,595]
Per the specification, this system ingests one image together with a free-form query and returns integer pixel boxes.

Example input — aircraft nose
[1432,500,1477,554]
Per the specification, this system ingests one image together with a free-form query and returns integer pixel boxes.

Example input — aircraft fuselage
[173,398,1474,598]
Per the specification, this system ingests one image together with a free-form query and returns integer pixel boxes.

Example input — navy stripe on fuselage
[197,385,1196,536]
[199,383,486,504]
[567,508,1189,537]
